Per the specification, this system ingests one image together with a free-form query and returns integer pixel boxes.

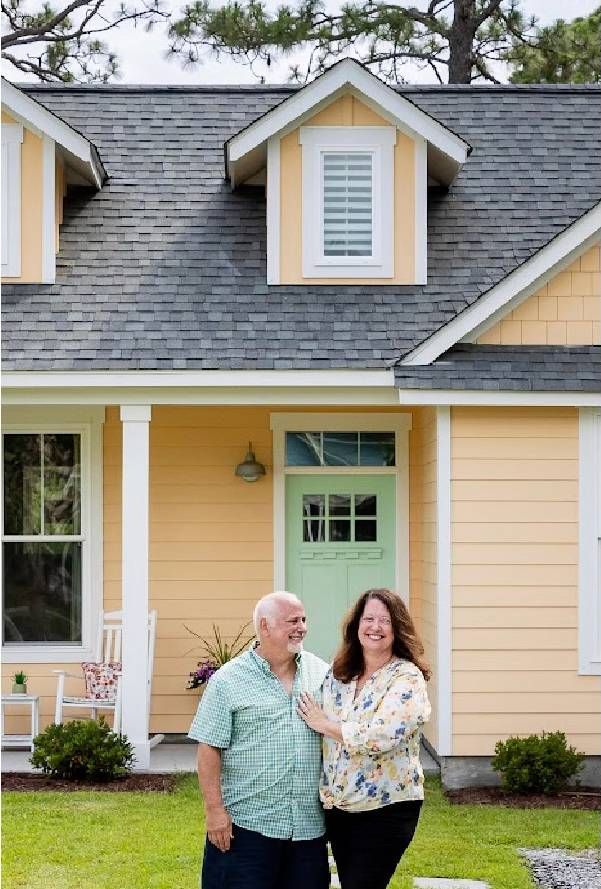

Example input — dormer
[1,80,105,284]
[226,59,470,286]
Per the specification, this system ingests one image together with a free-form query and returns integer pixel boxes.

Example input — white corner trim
[414,135,427,285]
[1,405,104,664]
[41,135,56,283]
[120,404,152,423]
[578,408,601,676]
[402,203,601,365]
[2,80,103,188]
[227,59,469,177]
[300,126,395,278]
[436,405,452,755]
[1,123,23,278]
[266,136,280,285]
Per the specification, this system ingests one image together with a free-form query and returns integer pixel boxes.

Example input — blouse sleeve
[340,666,431,756]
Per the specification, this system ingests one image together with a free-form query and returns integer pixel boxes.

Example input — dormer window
[300,126,395,278]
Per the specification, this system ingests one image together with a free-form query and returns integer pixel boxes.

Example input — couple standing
[188,588,431,889]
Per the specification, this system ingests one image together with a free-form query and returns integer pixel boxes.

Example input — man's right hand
[206,805,234,852]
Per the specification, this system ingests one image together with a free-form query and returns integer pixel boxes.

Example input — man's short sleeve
[187,671,232,748]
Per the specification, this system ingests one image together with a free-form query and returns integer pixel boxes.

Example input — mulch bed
[446,785,600,810]
[2,772,178,792]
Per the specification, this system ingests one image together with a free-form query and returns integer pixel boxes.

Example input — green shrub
[31,718,134,781]
[492,731,584,795]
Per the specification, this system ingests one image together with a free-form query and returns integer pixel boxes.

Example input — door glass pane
[323,432,359,466]
[43,434,81,535]
[355,520,377,542]
[329,494,351,516]
[3,434,41,535]
[359,432,395,466]
[329,519,351,542]
[355,494,377,517]
[3,541,82,643]
[287,432,322,466]
[303,520,325,543]
[303,494,325,518]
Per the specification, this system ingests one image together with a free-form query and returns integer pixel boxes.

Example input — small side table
[1,694,40,751]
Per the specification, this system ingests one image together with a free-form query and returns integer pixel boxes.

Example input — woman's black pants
[325,800,422,889]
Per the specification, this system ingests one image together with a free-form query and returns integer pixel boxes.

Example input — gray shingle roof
[394,345,601,391]
[2,82,600,373]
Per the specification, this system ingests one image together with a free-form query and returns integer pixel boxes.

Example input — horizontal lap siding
[451,407,601,756]
[410,408,438,749]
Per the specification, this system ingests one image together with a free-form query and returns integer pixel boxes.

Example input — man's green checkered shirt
[188,646,329,840]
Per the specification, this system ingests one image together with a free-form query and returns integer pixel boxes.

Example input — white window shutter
[322,152,373,257]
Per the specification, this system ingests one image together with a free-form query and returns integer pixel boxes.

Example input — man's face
[265,600,307,655]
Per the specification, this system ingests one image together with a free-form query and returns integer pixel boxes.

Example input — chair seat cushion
[81,662,122,701]
[63,696,116,707]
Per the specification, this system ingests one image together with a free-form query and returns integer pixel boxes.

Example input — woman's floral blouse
[320,658,431,812]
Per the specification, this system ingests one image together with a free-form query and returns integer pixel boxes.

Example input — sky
[3,0,599,85]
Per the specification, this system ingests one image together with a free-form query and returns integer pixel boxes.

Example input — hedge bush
[31,717,134,781]
[492,731,584,795]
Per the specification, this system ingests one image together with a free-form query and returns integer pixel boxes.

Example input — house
[2,60,600,787]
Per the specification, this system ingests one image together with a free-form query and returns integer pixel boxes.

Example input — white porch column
[120,405,151,769]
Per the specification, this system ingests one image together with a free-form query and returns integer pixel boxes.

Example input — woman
[297,588,431,889]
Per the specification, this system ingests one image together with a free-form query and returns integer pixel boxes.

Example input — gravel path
[520,848,601,889]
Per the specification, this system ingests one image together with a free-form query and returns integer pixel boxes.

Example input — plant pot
[12,683,27,694]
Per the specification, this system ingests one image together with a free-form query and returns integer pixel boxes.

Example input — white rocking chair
[54,610,157,735]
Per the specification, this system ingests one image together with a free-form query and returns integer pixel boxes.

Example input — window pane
[329,494,351,516]
[355,494,377,517]
[360,432,395,466]
[323,432,359,466]
[43,434,81,535]
[329,519,351,542]
[303,494,325,518]
[323,153,373,257]
[303,519,325,543]
[355,520,377,542]
[287,432,322,466]
[3,541,82,643]
[3,434,41,535]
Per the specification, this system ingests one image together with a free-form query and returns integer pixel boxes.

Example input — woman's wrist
[323,719,344,744]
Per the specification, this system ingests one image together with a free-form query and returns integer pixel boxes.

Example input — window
[302,493,378,543]
[286,431,395,467]
[579,408,601,675]
[300,126,395,278]
[1,123,23,278]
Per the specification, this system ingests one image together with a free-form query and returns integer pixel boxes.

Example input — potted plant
[12,671,28,694]
[185,622,254,691]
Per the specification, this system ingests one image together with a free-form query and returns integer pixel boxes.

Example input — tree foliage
[508,5,601,83]
[168,0,535,84]
[2,0,169,81]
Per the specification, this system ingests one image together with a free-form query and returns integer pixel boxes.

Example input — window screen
[322,152,373,257]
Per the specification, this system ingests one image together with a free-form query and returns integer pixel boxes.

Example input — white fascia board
[402,203,601,366]
[227,59,469,177]
[2,80,104,188]
[397,389,601,407]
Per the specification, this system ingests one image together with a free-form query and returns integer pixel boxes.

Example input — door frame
[270,412,412,602]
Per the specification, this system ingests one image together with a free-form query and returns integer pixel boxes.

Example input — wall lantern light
[235,442,266,482]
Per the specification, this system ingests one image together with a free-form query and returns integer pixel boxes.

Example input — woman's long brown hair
[331,589,431,683]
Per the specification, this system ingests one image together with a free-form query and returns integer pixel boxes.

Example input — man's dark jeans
[201,823,330,889]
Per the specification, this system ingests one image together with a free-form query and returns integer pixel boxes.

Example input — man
[188,591,330,889]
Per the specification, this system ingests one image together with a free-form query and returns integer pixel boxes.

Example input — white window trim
[2,406,104,663]
[579,407,601,675]
[2,123,23,278]
[300,126,395,278]
[270,412,411,603]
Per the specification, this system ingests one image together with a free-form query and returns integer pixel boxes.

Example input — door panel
[286,475,396,661]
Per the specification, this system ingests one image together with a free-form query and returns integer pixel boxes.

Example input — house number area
[302,494,377,543]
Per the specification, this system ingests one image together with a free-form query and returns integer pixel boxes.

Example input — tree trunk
[447,0,478,83]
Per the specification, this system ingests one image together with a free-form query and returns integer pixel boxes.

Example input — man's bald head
[253,592,303,635]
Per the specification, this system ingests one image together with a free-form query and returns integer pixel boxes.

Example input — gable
[476,246,600,346]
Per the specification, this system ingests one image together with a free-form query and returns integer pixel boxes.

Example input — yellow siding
[477,245,601,345]
[1,113,44,283]
[279,92,415,285]
[409,407,438,749]
[451,406,601,756]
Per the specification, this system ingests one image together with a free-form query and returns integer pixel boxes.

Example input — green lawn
[2,776,597,889]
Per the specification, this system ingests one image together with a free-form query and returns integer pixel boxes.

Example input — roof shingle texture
[3,83,601,372]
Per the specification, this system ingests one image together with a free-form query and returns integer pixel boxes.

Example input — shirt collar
[251,641,302,674]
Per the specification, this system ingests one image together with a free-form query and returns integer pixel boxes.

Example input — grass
[2,776,598,889]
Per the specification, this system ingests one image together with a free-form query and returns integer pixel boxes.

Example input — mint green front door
[285,475,396,662]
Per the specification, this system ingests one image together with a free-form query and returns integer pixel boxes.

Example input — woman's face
[357,597,394,659]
